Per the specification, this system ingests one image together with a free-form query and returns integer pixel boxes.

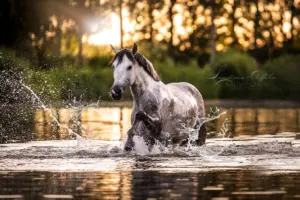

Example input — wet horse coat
[109,44,206,151]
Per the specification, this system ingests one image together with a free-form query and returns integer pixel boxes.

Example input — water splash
[21,83,83,141]
[128,107,230,157]
[198,118,230,157]
[18,81,231,157]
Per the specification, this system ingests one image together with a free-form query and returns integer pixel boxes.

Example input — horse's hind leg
[196,123,206,146]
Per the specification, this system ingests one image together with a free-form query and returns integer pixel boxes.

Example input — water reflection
[33,107,300,140]
[0,171,132,200]
[1,170,300,199]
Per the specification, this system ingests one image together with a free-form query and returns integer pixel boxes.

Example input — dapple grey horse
[109,44,206,151]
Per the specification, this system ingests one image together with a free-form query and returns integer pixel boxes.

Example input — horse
[109,43,206,151]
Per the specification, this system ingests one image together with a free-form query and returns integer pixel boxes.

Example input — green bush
[0,48,31,71]
[24,67,75,102]
[0,48,33,103]
[260,54,300,100]
[65,67,114,100]
[88,55,112,69]
[210,48,257,98]
[155,60,219,99]
[24,67,114,102]
[27,58,219,102]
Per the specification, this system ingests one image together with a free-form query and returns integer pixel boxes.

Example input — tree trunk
[37,30,47,69]
[231,0,237,46]
[78,31,83,65]
[209,2,216,64]
[148,0,154,43]
[119,0,123,48]
[191,6,198,52]
[268,30,274,58]
[168,0,176,57]
[288,0,295,49]
[253,0,259,49]
[267,9,275,58]
[55,17,62,57]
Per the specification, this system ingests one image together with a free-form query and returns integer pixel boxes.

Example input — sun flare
[85,13,121,46]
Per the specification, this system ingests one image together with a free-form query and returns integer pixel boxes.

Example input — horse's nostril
[111,86,122,95]
[116,89,122,95]
[111,86,123,100]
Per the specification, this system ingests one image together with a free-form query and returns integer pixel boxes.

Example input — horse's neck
[130,69,159,103]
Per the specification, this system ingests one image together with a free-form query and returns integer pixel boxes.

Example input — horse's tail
[196,91,206,145]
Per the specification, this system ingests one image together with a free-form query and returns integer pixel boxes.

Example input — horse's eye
[127,65,132,70]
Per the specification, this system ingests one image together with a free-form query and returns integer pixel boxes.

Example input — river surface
[0,105,300,199]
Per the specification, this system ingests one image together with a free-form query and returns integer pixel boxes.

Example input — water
[1,84,300,199]
[31,106,300,141]
[1,170,300,200]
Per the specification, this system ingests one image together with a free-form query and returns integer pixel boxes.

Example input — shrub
[0,48,33,103]
[155,60,219,99]
[0,48,31,71]
[260,54,300,100]
[24,67,76,102]
[210,48,257,98]
[88,55,112,69]
[65,67,114,101]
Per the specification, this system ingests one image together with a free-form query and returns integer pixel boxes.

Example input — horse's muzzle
[111,86,123,100]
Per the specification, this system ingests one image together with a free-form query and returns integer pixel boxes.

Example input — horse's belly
[160,82,204,142]
[161,104,198,141]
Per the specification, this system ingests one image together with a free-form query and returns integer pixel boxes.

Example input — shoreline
[78,99,300,108]
[3,100,300,108]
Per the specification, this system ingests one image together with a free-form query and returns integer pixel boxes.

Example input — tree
[168,0,176,56]
[198,0,225,63]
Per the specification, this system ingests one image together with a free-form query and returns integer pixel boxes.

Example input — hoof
[124,145,134,152]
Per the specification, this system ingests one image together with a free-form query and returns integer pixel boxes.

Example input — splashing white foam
[20,82,231,157]
[133,136,149,155]
[21,83,83,142]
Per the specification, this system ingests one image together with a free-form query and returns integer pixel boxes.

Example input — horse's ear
[132,43,138,55]
[110,44,118,54]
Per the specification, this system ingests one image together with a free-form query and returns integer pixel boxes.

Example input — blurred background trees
[0,0,300,101]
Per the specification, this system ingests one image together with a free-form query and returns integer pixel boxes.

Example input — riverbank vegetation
[1,46,300,103]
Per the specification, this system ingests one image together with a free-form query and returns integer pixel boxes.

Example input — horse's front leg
[135,111,161,136]
[124,111,161,151]
[124,127,136,151]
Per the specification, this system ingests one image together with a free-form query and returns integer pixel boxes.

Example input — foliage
[2,47,300,102]
[154,59,219,99]
[137,41,168,62]
[0,48,31,71]
[209,48,258,98]
[259,55,300,100]
[88,55,112,69]
[0,48,32,103]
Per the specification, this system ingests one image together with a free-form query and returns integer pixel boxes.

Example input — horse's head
[109,44,138,100]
